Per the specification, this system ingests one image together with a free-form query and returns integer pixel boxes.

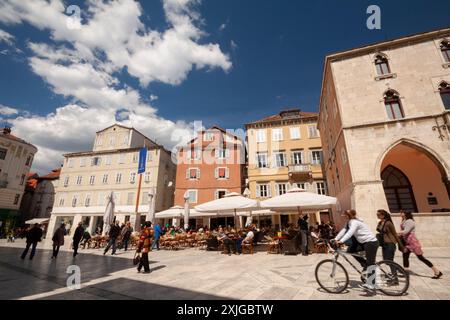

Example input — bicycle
[315,241,409,296]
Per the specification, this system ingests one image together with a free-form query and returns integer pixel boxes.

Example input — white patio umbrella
[260,187,337,212]
[195,192,260,229]
[148,189,156,223]
[155,206,184,219]
[184,192,190,230]
[103,191,115,235]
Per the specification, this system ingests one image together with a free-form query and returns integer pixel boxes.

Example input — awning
[25,218,50,225]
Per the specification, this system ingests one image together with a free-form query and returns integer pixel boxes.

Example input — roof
[63,145,170,158]
[39,169,61,180]
[245,109,319,127]
[185,126,244,146]
[0,131,37,150]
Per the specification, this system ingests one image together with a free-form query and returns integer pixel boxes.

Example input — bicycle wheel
[315,259,349,294]
[375,260,409,296]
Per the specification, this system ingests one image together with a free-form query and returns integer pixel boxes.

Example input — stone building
[245,109,327,228]
[318,28,450,246]
[47,124,176,239]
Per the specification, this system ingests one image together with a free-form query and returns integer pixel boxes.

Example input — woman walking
[398,211,442,279]
[136,222,153,274]
[376,210,404,262]
[51,223,66,259]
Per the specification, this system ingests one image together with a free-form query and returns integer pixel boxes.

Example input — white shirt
[335,219,377,244]
[245,231,254,241]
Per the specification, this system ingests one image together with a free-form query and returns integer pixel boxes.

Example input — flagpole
[134,173,143,231]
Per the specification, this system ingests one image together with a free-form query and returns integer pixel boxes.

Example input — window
[273,152,287,167]
[290,127,301,140]
[20,174,26,186]
[257,184,271,198]
[71,195,78,207]
[91,157,102,166]
[215,167,229,179]
[186,148,201,160]
[109,136,115,146]
[76,176,82,185]
[105,155,112,165]
[216,190,227,199]
[308,125,319,138]
[96,137,103,146]
[144,172,151,183]
[187,168,200,180]
[291,151,303,165]
[374,55,391,75]
[0,148,7,160]
[147,152,152,162]
[203,132,214,141]
[67,158,74,168]
[216,148,229,159]
[64,176,69,187]
[25,155,33,166]
[127,192,135,205]
[256,152,268,168]
[187,190,198,204]
[14,194,20,205]
[118,153,126,164]
[276,183,288,196]
[58,197,65,206]
[439,82,450,110]
[441,40,450,63]
[132,153,138,163]
[256,129,266,143]
[272,128,283,141]
[102,174,108,184]
[123,134,129,146]
[384,90,404,120]
[130,172,136,184]
[80,158,86,167]
[311,150,323,165]
[296,183,307,190]
[114,193,121,205]
[98,193,106,206]
[85,195,91,207]
[316,182,326,195]
[341,148,348,165]
[116,173,122,184]
[89,175,95,185]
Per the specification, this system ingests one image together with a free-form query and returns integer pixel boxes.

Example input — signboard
[138,147,147,174]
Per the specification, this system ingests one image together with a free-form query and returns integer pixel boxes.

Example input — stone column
[353,181,388,230]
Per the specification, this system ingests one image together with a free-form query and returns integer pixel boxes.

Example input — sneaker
[432,272,443,280]
[360,283,377,291]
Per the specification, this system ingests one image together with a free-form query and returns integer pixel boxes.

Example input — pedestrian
[137,222,152,273]
[81,229,91,249]
[398,211,443,279]
[20,223,43,260]
[152,222,162,250]
[72,222,84,257]
[120,222,133,251]
[376,210,404,263]
[298,215,309,256]
[51,223,66,259]
[104,221,120,255]
[334,210,379,290]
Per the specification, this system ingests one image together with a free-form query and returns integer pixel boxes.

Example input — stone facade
[318,28,450,246]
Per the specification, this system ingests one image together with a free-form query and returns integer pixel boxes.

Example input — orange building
[174,126,246,229]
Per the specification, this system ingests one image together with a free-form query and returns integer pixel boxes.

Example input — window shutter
[225,168,230,179]
[186,169,190,180]
[272,154,277,168]
[256,185,261,198]
[214,190,218,200]
[215,168,218,179]
[267,185,272,197]
[225,149,230,158]
[215,149,219,158]
[197,168,201,179]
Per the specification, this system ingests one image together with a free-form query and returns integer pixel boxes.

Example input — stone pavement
[0,239,449,300]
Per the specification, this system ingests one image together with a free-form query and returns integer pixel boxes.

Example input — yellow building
[245,109,327,228]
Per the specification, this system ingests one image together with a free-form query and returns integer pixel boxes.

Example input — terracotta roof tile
[246,109,318,126]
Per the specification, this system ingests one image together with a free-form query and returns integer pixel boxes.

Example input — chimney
[2,126,11,135]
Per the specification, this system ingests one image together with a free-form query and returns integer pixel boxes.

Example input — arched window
[382,165,417,213]
[439,82,450,110]
[374,54,391,76]
[384,90,404,120]
[441,40,450,63]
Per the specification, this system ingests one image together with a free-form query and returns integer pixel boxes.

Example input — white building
[47,124,176,239]
[0,127,38,235]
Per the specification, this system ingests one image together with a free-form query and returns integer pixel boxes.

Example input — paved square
[1,239,449,300]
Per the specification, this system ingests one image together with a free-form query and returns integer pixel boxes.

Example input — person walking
[298,215,309,256]
[152,222,162,251]
[21,224,43,260]
[51,223,66,259]
[104,221,120,256]
[376,210,404,263]
[81,229,91,249]
[398,211,443,279]
[137,222,153,273]
[72,222,84,257]
[334,210,379,290]
[120,222,133,251]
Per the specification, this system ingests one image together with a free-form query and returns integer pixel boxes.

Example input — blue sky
[0,0,449,173]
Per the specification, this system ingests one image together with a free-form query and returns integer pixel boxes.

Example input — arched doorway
[381,165,418,213]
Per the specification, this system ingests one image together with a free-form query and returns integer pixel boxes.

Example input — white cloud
[0,28,14,45]
[0,104,19,116]
[0,0,230,173]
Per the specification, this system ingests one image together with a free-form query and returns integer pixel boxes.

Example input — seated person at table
[243,228,255,244]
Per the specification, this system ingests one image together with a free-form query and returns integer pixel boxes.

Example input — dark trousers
[235,239,243,254]
[104,238,117,254]
[382,243,396,262]
[122,239,130,251]
[21,242,38,260]
[138,252,150,272]
[73,240,81,256]
[224,239,236,253]
[52,245,61,258]
[300,230,308,255]
[348,240,379,271]
[403,251,433,269]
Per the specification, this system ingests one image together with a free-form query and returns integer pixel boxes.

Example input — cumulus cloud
[0,28,14,45]
[0,0,232,173]
[0,104,19,116]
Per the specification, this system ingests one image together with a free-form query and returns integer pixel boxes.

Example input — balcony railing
[288,164,312,173]
[0,180,8,188]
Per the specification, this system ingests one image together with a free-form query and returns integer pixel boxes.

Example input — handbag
[133,252,141,266]
[376,222,386,247]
